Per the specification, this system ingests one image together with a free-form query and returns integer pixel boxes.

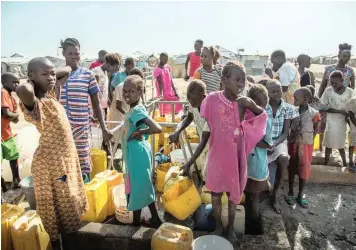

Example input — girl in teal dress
[121,75,163,227]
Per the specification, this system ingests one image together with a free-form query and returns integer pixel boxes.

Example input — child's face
[330,76,344,91]
[2,74,20,92]
[63,45,80,69]
[253,93,268,109]
[31,64,56,92]
[339,50,351,64]
[267,83,282,102]
[224,68,246,96]
[159,55,168,66]
[187,90,205,108]
[125,63,135,73]
[122,80,142,105]
[194,42,203,53]
[271,55,285,70]
[200,48,213,66]
[106,63,120,73]
[293,91,306,106]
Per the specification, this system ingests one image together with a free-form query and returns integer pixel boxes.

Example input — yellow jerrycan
[151,222,193,250]
[11,210,52,250]
[156,163,173,192]
[82,178,108,222]
[1,204,25,250]
[90,148,107,180]
[163,166,183,193]
[162,178,202,220]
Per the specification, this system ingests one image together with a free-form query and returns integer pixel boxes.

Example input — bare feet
[226,225,237,243]
[11,178,21,190]
[150,216,163,229]
[271,195,281,214]
[210,224,224,236]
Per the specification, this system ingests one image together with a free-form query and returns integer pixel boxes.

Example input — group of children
[1,38,355,247]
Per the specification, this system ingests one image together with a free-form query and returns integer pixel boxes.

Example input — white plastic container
[192,235,233,250]
[221,205,245,234]
[112,184,151,224]
[170,143,198,163]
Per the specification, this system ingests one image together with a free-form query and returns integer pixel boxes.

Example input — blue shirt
[247,118,273,181]
[111,71,128,89]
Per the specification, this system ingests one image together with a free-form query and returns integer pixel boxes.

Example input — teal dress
[121,105,155,211]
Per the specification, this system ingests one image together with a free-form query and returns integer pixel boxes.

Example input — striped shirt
[193,66,222,93]
[59,67,100,126]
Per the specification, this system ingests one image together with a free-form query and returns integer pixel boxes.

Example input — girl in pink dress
[153,53,183,115]
[182,62,267,243]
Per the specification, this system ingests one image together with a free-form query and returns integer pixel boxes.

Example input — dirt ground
[279,183,356,250]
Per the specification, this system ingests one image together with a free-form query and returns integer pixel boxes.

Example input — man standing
[184,40,203,81]
[89,50,108,70]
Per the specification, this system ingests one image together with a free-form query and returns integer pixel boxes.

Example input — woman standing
[58,38,112,175]
[193,46,222,93]
[153,53,182,116]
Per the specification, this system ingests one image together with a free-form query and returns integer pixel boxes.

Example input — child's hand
[267,145,275,155]
[12,117,19,124]
[128,130,143,141]
[90,116,98,124]
[169,131,180,143]
[180,162,191,177]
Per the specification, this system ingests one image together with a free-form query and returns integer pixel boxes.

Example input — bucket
[170,143,198,163]
[19,177,36,210]
[192,235,233,250]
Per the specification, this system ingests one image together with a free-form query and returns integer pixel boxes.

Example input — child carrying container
[121,75,163,227]
[16,58,88,250]
[181,62,267,242]
[286,87,320,208]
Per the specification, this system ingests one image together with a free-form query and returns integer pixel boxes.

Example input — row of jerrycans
[2,204,51,250]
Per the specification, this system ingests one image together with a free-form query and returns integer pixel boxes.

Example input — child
[169,79,209,180]
[16,58,88,250]
[153,53,182,115]
[184,39,204,81]
[266,79,299,214]
[347,95,356,171]
[285,87,320,208]
[245,84,272,234]
[182,62,267,242]
[193,46,222,93]
[1,72,21,190]
[320,70,355,167]
[297,54,315,87]
[121,75,163,227]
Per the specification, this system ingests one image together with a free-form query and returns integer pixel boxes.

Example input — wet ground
[279,183,356,250]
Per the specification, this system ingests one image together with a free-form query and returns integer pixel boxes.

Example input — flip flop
[284,195,296,205]
[296,197,309,209]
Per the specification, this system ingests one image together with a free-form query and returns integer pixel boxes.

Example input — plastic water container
[170,143,198,163]
[112,184,151,224]
[19,177,36,210]
[221,205,245,234]
[11,210,52,250]
[200,185,229,206]
[163,133,170,155]
[82,178,108,223]
[94,170,124,216]
[163,166,183,193]
[156,163,173,192]
[162,178,202,220]
[192,235,233,250]
[90,148,107,180]
[194,204,216,231]
[151,222,193,250]
[1,204,25,250]
[313,134,320,151]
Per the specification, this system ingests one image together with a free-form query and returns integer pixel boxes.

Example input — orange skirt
[288,143,313,180]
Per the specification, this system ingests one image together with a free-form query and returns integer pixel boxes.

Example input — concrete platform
[310,165,356,185]
[66,201,290,250]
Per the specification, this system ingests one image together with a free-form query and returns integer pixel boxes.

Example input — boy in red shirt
[1,72,21,191]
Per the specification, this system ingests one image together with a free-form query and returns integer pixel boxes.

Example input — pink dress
[153,65,183,115]
[201,92,267,204]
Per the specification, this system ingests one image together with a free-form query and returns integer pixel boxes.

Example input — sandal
[284,195,296,205]
[296,197,309,209]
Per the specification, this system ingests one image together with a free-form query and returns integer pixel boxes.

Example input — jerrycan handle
[20,212,37,230]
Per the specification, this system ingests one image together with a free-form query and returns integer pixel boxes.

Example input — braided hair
[222,61,246,79]
[60,38,80,51]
